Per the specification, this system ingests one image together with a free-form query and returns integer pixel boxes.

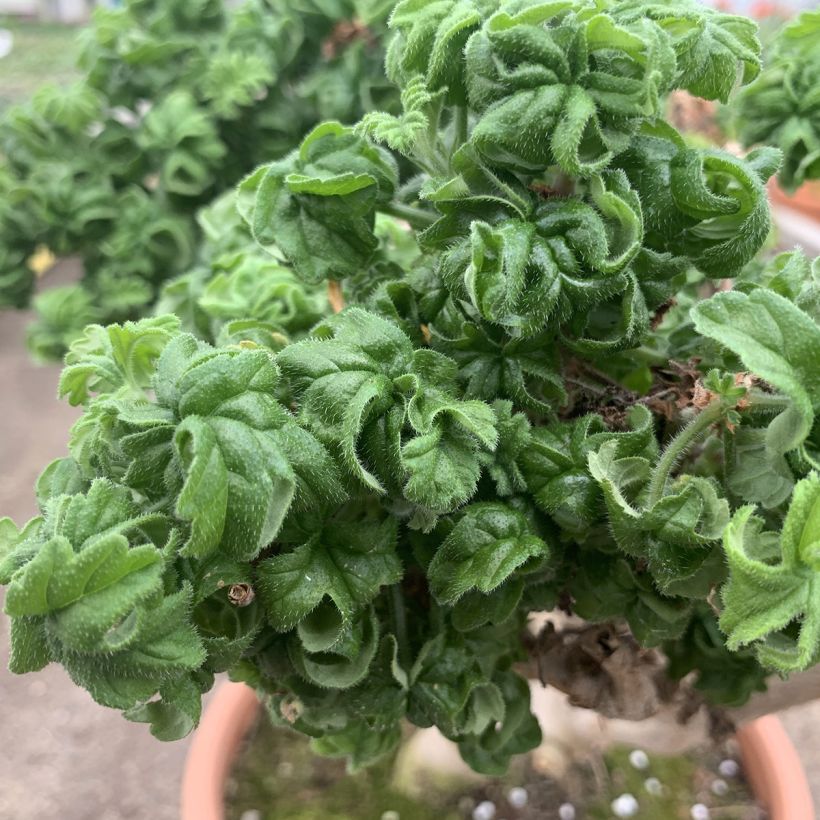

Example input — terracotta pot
[736,715,815,820]
[181,681,259,820]
[769,180,820,222]
[181,681,815,820]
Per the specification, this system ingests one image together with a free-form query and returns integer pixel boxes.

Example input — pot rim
[736,714,815,820]
[180,680,815,820]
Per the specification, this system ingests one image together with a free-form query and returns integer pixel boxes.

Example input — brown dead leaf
[533,623,666,720]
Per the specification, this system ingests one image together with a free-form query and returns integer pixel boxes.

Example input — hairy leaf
[720,474,820,673]
[258,515,401,630]
[428,502,549,604]
[692,289,820,459]
[240,122,397,283]
[438,171,643,334]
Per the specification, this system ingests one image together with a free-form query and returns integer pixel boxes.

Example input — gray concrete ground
[0,304,818,819]
[0,309,191,820]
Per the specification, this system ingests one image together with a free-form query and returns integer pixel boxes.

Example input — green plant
[3,0,820,779]
[734,10,820,192]
[0,0,395,358]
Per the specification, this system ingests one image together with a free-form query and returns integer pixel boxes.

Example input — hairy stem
[381,201,437,229]
[390,583,410,671]
[745,389,793,412]
[647,401,726,507]
[453,105,468,150]
[722,426,737,498]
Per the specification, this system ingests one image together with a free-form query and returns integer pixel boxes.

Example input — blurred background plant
[0,0,396,360]
[732,9,820,192]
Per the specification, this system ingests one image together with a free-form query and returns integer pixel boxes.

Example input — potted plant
[1,0,818,816]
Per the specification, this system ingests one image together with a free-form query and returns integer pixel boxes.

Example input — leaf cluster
[733,10,820,192]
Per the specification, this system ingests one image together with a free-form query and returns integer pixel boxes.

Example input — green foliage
[0,481,207,739]
[691,289,820,466]
[619,128,777,278]
[155,190,330,348]
[427,502,549,604]
[0,0,397,358]
[259,514,401,631]
[734,11,820,191]
[5,0,820,781]
[665,609,768,708]
[719,475,820,673]
[737,249,820,322]
[277,308,498,514]
[437,171,644,334]
[239,123,398,282]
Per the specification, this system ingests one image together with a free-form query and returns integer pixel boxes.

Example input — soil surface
[227,716,763,820]
[0,293,818,819]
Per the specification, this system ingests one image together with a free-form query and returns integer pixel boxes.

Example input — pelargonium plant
[0,0,394,359]
[2,0,820,776]
[733,9,820,193]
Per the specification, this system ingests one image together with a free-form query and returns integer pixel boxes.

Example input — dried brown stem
[520,622,820,730]
[328,280,344,314]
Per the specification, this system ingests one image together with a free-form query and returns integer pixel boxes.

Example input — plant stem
[721,426,742,508]
[722,425,735,484]
[646,401,726,507]
[745,389,792,412]
[454,105,468,149]
[646,387,792,507]
[381,201,437,229]
[390,583,410,670]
